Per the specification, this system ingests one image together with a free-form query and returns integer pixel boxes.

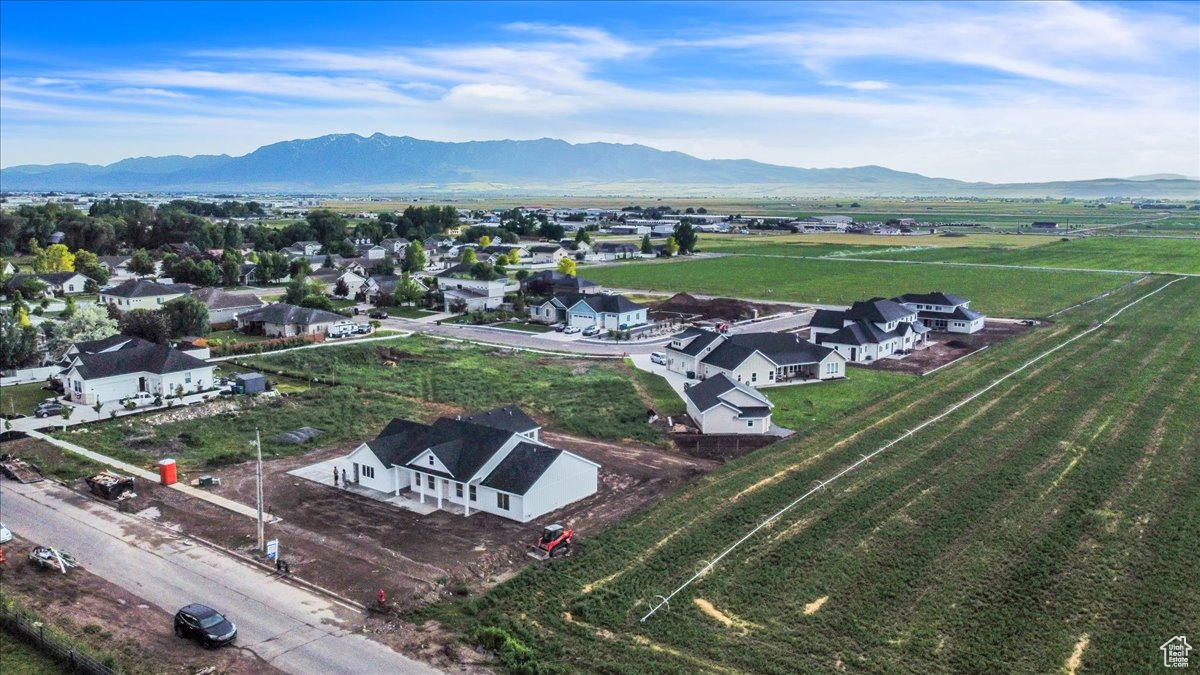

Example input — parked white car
[582,325,602,337]
[0,522,11,544]
[650,352,667,365]
[563,326,582,335]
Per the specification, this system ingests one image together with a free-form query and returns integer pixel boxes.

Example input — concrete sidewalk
[24,429,281,524]
[287,459,447,515]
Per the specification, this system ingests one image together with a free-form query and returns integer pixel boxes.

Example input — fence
[0,365,62,387]
[0,603,117,674]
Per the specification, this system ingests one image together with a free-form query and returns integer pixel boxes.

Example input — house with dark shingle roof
[61,340,216,405]
[563,294,648,330]
[235,302,345,337]
[522,270,602,301]
[808,298,930,363]
[593,242,641,260]
[338,405,599,522]
[191,287,265,323]
[892,291,985,334]
[666,328,845,384]
[683,373,775,434]
[5,272,90,297]
[99,278,191,310]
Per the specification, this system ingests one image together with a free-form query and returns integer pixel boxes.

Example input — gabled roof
[191,287,264,311]
[893,291,969,307]
[101,278,191,298]
[70,334,152,355]
[366,419,434,467]
[667,327,725,356]
[72,343,211,380]
[465,405,540,434]
[528,244,563,253]
[704,332,835,370]
[846,298,915,324]
[237,302,344,325]
[818,320,895,346]
[809,308,848,330]
[97,255,131,268]
[421,419,516,480]
[683,372,772,414]
[480,442,562,495]
[571,294,646,314]
[438,263,507,282]
[5,272,85,289]
[594,242,639,253]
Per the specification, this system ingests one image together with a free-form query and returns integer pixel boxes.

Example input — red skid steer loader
[527,524,573,561]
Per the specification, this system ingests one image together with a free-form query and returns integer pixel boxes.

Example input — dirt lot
[648,292,796,323]
[849,320,1031,375]
[1,534,273,675]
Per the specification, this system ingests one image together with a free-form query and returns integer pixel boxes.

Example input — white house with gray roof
[235,303,345,337]
[339,406,599,522]
[808,298,930,363]
[666,328,845,385]
[683,373,775,434]
[100,279,191,310]
[892,291,985,334]
[61,339,216,405]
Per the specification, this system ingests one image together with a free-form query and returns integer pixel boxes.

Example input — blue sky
[2,1,1197,182]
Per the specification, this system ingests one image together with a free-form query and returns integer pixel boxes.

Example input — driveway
[8,389,230,433]
[627,352,696,400]
[2,479,438,675]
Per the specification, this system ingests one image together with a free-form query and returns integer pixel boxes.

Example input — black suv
[368,309,389,320]
[174,604,237,648]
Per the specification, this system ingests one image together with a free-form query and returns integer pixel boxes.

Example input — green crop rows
[852,236,1200,274]
[585,256,1138,317]
[421,276,1199,674]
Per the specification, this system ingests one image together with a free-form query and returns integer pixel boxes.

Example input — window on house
[747,420,754,428]
[497,493,510,510]
[427,455,434,466]
[456,483,463,498]
[751,372,757,382]
[427,475,434,489]
[469,485,477,501]
[362,466,375,479]
[185,373,192,384]
[73,380,81,393]
[769,371,775,380]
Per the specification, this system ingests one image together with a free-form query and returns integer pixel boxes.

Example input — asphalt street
[1,480,438,675]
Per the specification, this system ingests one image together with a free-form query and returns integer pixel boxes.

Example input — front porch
[287,458,466,516]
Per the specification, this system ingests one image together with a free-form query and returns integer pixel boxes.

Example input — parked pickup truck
[120,391,156,408]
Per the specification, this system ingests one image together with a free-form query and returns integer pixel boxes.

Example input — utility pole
[255,427,264,553]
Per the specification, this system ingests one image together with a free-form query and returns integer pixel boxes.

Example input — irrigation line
[639,276,1184,622]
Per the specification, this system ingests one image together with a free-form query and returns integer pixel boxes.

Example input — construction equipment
[527,524,573,561]
[85,470,135,500]
[28,546,79,573]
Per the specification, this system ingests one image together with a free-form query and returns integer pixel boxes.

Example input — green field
[0,629,62,675]
[627,362,686,417]
[851,236,1200,274]
[423,275,1199,674]
[0,382,57,417]
[765,368,916,431]
[585,256,1137,316]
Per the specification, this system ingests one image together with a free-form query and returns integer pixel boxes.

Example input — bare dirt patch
[856,321,1031,376]
[803,595,829,615]
[1,534,274,675]
[649,292,796,323]
[670,432,781,462]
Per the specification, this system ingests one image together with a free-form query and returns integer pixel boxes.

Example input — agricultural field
[700,232,1059,255]
[423,275,1199,674]
[852,236,1200,274]
[584,256,1138,317]
[765,368,916,432]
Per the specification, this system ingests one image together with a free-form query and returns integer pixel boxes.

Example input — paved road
[2,480,437,675]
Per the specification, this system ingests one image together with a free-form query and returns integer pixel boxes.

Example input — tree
[402,244,427,273]
[393,272,424,306]
[119,309,171,344]
[288,258,310,279]
[369,258,395,276]
[15,305,31,328]
[506,249,521,265]
[479,235,491,248]
[73,250,109,284]
[334,277,350,298]
[0,313,39,369]
[61,295,77,320]
[640,234,653,254]
[323,254,336,268]
[33,243,75,273]
[13,277,47,299]
[557,257,577,277]
[162,296,210,337]
[246,249,260,264]
[462,247,478,265]
[285,276,329,307]
[666,236,680,256]
[306,209,348,245]
[48,303,119,357]
[575,228,591,245]
[128,249,156,277]
[300,294,335,311]
[673,222,698,254]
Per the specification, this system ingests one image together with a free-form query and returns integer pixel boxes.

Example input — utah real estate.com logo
[1161,636,1191,668]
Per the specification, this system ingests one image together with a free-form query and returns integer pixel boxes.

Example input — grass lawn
[1,437,106,481]
[383,306,437,318]
[765,368,917,432]
[0,382,58,417]
[852,235,1200,274]
[424,276,1200,674]
[627,361,686,417]
[701,232,1054,252]
[495,322,554,333]
[207,329,272,343]
[0,629,63,675]
[584,255,1138,317]
[327,297,358,310]
[239,335,664,444]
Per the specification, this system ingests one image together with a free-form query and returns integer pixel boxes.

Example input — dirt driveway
[859,321,1031,375]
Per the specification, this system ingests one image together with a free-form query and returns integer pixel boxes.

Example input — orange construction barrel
[158,458,177,486]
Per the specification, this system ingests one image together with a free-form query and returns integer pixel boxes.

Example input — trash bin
[158,458,177,486]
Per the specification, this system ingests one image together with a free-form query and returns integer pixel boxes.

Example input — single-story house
[683,373,775,434]
[191,287,265,324]
[528,244,567,265]
[340,405,600,522]
[666,328,845,384]
[96,255,133,279]
[892,291,985,334]
[100,279,191,310]
[593,242,641,261]
[608,224,650,236]
[522,270,602,296]
[61,340,216,405]
[5,272,91,298]
[437,263,512,313]
[564,294,648,330]
[235,303,345,337]
[809,298,929,363]
[59,334,153,368]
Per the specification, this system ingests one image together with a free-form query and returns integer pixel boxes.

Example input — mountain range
[2,133,1196,198]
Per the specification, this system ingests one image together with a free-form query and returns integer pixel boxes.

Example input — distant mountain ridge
[3,133,1196,198]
